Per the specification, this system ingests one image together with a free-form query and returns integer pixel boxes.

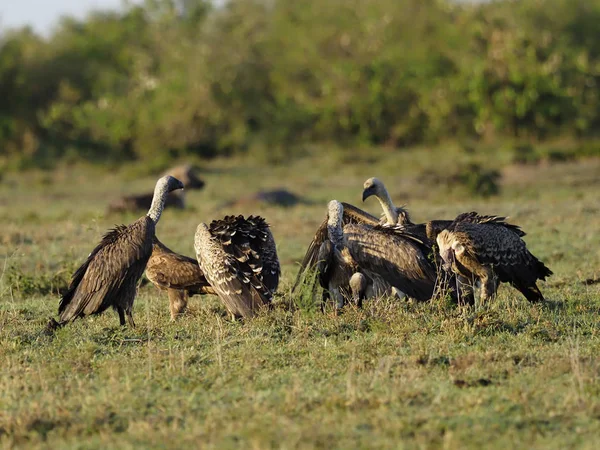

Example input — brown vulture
[436,212,552,304]
[194,215,280,319]
[145,237,215,320]
[294,200,438,305]
[48,176,184,330]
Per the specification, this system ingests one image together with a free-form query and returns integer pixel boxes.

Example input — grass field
[1,147,599,449]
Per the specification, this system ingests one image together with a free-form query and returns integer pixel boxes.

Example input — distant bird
[194,215,280,319]
[145,237,215,320]
[219,188,303,209]
[437,212,552,304]
[48,176,184,330]
[108,164,204,214]
[295,201,439,304]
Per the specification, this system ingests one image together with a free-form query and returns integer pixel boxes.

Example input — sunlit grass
[1,149,599,449]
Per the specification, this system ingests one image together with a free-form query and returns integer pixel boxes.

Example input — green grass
[1,148,599,449]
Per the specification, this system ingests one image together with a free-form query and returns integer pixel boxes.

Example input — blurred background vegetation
[1,0,600,171]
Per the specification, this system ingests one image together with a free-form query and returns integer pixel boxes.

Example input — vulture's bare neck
[376,189,398,225]
[147,180,170,224]
[327,202,344,246]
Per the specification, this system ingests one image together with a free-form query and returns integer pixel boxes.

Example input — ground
[1,146,599,449]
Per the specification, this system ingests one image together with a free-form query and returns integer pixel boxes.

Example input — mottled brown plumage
[145,237,214,320]
[295,201,438,303]
[437,212,552,304]
[49,176,184,329]
[313,201,369,309]
[194,215,280,319]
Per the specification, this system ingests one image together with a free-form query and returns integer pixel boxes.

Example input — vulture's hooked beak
[362,186,375,202]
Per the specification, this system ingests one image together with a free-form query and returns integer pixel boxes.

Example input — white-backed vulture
[145,237,215,320]
[314,201,369,309]
[194,215,280,319]
[361,177,458,241]
[437,212,552,304]
[294,201,438,303]
[107,164,204,214]
[48,176,184,330]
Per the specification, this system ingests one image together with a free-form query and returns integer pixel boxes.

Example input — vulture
[361,177,455,240]
[108,164,204,214]
[313,200,370,309]
[294,200,438,304]
[48,176,184,330]
[145,237,215,320]
[194,215,280,319]
[436,212,552,304]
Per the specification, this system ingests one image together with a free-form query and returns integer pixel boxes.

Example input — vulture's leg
[117,307,126,326]
[330,288,344,311]
[349,272,367,308]
[457,275,475,306]
[168,289,188,320]
[479,268,497,304]
[125,310,136,328]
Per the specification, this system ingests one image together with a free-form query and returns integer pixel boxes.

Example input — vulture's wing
[59,216,154,322]
[452,211,526,237]
[210,215,280,295]
[146,239,211,294]
[195,219,273,319]
[343,223,438,301]
[292,202,380,291]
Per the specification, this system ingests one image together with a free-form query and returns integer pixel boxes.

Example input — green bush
[1,0,600,168]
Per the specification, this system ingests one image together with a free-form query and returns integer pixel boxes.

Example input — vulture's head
[160,175,185,193]
[362,177,385,202]
[327,200,344,245]
[436,230,465,272]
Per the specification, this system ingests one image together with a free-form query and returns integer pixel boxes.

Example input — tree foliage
[1,0,600,168]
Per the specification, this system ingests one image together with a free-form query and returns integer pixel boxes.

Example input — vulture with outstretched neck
[194,215,280,319]
[145,237,215,320]
[437,212,552,304]
[48,176,184,330]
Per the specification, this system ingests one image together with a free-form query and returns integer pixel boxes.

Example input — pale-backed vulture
[107,164,204,214]
[295,201,438,303]
[437,212,552,304]
[145,237,215,320]
[314,201,369,309]
[47,176,184,330]
[194,215,280,319]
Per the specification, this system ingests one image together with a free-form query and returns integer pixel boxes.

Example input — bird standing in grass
[436,212,552,304]
[47,175,184,330]
[145,237,215,320]
[194,215,280,320]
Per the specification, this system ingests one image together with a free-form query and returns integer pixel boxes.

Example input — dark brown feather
[58,216,154,324]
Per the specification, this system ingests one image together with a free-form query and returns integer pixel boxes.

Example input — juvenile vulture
[194,215,280,319]
[48,176,184,329]
[295,201,438,304]
[145,237,215,320]
[437,212,552,304]
[108,164,204,214]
